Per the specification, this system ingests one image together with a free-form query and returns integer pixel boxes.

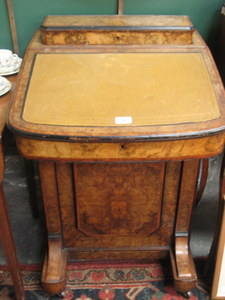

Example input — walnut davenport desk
[7,15,225,295]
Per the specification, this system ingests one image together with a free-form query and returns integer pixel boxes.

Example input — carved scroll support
[41,238,67,296]
[171,160,199,292]
[39,161,68,295]
[170,235,197,292]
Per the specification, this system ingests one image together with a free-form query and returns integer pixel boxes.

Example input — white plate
[0,57,22,75]
[0,76,11,96]
[0,66,21,76]
[0,86,11,96]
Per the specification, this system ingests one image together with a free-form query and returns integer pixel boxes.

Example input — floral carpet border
[0,260,210,299]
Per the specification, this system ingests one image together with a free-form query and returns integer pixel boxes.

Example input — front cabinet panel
[56,161,181,256]
[75,162,164,236]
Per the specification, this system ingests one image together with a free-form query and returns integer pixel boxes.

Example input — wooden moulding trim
[67,246,170,252]
[68,248,170,260]
[41,26,193,31]
[41,15,193,28]
[15,133,225,161]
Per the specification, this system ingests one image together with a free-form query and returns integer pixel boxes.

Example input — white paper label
[115,116,133,125]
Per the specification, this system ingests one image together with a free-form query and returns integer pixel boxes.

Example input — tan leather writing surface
[23,52,220,127]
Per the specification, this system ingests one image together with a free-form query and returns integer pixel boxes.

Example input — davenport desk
[7,15,225,295]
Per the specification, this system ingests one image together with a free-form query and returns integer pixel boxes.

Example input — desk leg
[0,183,24,300]
[171,159,199,292]
[24,159,39,218]
[39,161,67,296]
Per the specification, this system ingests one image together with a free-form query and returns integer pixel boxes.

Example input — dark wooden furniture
[211,5,225,298]
[7,15,225,296]
[0,75,24,300]
[211,198,225,299]
[211,154,225,299]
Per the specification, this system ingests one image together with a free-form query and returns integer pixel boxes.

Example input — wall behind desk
[0,0,224,56]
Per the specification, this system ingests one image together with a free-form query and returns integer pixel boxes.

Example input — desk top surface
[23,52,219,127]
[7,19,225,142]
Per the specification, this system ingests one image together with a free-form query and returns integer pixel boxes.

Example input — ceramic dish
[0,57,22,76]
[0,76,11,96]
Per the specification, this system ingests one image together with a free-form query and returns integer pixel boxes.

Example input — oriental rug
[0,260,210,300]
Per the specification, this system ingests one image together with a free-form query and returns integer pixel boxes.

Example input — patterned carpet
[0,260,210,300]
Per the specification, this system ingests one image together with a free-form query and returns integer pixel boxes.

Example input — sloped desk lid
[22,52,220,127]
